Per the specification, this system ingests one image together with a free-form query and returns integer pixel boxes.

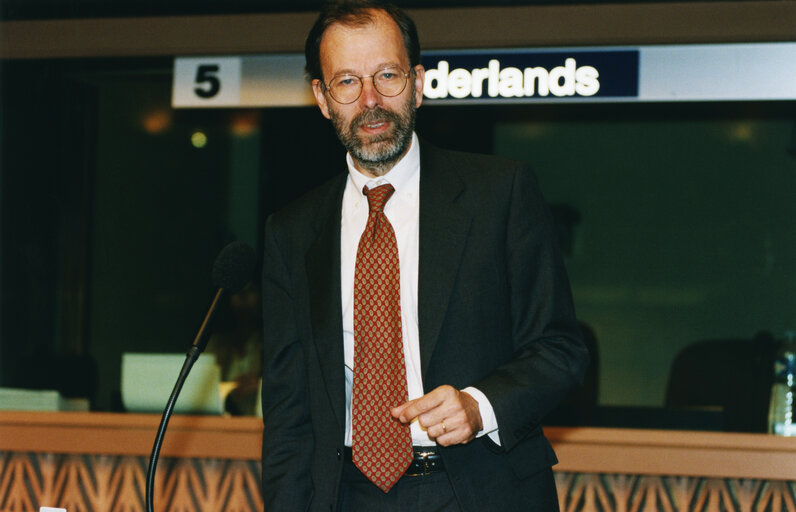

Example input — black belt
[343,446,444,476]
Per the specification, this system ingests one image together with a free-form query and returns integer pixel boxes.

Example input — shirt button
[336,448,342,460]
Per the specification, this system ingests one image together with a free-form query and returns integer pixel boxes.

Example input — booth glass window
[1,56,794,431]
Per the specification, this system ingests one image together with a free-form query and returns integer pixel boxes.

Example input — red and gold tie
[351,183,413,493]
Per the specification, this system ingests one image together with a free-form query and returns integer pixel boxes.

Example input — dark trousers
[337,457,461,512]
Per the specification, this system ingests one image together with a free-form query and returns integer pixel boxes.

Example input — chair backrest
[664,332,776,432]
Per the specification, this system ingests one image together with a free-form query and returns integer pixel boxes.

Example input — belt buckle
[407,450,434,477]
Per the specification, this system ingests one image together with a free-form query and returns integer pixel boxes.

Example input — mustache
[351,107,401,130]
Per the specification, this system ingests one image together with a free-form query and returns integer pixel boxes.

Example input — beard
[328,87,417,176]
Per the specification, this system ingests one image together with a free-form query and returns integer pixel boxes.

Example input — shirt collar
[345,132,420,196]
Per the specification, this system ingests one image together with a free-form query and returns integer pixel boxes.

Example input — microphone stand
[145,288,224,512]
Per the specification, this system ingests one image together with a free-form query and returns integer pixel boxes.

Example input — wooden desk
[0,411,262,460]
[2,412,795,511]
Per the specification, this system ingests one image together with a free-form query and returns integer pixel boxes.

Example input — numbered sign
[172,44,796,108]
[172,57,242,107]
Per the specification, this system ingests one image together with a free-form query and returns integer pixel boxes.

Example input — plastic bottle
[768,332,796,436]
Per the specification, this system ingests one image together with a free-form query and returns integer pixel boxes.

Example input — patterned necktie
[351,183,413,493]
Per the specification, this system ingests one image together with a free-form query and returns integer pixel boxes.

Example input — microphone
[192,241,258,353]
[212,240,258,293]
[146,241,257,512]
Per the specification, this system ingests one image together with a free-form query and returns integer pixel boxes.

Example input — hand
[391,385,483,446]
[232,373,261,396]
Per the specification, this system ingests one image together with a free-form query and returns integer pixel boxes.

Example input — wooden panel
[4,413,796,480]
[414,2,796,49]
[0,412,262,460]
[2,414,796,510]
[546,427,796,481]
[1,2,795,59]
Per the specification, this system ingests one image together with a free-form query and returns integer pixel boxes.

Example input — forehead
[319,10,408,77]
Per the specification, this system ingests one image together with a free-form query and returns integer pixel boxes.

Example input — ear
[312,79,331,120]
[412,65,425,109]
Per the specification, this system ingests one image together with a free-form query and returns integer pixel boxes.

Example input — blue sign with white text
[420,50,639,102]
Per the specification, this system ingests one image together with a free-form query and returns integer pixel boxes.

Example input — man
[260,1,588,510]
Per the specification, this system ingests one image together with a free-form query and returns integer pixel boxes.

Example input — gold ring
[441,421,447,433]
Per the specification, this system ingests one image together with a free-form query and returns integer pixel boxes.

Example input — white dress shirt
[341,133,499,447]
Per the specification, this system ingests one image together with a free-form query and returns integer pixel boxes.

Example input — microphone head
[211,241,257,294]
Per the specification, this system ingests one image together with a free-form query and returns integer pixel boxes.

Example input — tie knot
[363,183,395,212]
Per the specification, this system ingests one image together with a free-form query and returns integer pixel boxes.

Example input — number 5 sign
[172,57,242,107]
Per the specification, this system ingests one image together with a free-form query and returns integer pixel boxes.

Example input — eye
[378,70,398,81]
[334,75,359,87]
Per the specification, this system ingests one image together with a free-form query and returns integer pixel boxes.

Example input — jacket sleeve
[260,214,314,511]
[475,164,589,452]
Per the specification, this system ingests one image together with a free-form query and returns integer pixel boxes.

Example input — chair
[664,331,776,433]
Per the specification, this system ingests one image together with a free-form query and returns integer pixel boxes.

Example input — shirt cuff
[462,386,501,446]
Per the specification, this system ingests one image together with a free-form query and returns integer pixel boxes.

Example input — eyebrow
[330,63,403,77]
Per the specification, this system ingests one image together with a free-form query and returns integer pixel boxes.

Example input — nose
[359,77,381,109]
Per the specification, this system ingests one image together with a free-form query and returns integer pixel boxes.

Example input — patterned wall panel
[2,451,795,512]
[0,452,263,512]
[555,473,796,512]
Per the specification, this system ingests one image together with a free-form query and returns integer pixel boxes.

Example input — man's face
[312,10,425,177]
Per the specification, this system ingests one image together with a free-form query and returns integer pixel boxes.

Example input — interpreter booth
[1,2,795,510]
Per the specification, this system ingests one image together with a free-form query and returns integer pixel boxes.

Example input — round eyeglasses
[323,67,411,104]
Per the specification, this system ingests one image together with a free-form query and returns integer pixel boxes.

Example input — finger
[395,391,445,423]
[390,400,413,420]
[427,419,449,440]
[416,389,470,429]
[416,406,455,430]
[427,408,479,445]
[392,396,440,424]
[412,386,462,425]
[435,424,476,447]
[436,431,473,447]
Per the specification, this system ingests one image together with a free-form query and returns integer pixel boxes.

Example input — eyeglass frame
[320,67,415,105]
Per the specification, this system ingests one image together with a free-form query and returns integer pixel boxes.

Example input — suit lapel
[417,144,472,382]
[305,175,347,431]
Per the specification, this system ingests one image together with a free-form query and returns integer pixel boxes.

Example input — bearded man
[260,2,589,511]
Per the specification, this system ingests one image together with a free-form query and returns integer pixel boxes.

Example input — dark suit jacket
[260,142,588,511]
